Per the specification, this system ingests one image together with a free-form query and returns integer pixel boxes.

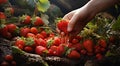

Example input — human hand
[63,7,96,39]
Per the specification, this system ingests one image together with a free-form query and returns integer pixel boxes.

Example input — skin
[62,0,119,38]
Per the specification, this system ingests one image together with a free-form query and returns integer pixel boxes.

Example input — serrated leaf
[37,0,50,12]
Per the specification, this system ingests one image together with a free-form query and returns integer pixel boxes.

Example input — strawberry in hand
[57,20,69,34]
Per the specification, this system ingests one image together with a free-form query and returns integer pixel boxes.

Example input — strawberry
[4,55,13,61]
[72,43,82,51]
[35,38,47,47]
[35,46,48,55]
[71,38,79,44]
[24,46,33,53]
[15,39,25,47]
[20,27,30,37]
[0,0,7,4]
[36,33,44,39]
[53,37,61,46]
[30,27,38,35]
[20,15,31,24]
[57,45,65,56]
[67,50,80,59]
[96,53,103,60]
[83,39,93,52]
[0,12,6,19]
[48,46,58,56]
[26,33,36,38]
[98,39,107,48]
[40,30,47,38]
[57,20,68,34]
[7,24,17,33]
[32,16,44,26]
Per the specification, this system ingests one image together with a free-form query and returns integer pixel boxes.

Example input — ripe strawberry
[30,27,38,35]
[35,46,48,55]
[71,38,79,44]
[15,39,25,47]
[57,20,68,34]
[72,43,82,51]
[83,39,93,52]
[35,38,47,47]
[24,46,33,53]
[20,27,30,37]
[53,37,61,46]
[48,45,64,56]
[36,33,44,39]
[48,46,58,56]
[26,33,36,38]
[0,12,6,19]
[98,39,107,48]
[57,45,65,56]
[7,24,17,33]
[67,50,80,59]
[0,0,7,4]
[32,16,44,26]
[96,53,103,60]
[40,30,47,38]
[20,15,31,24]
[4,55,13,61]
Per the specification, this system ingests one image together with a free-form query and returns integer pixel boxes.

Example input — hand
[63,7,95,38]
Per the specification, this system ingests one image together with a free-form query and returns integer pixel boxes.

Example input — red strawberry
[36,33,44,39]
[24,46,33,53]
[48,46,58,56]
[72,43,82,51]
[26,33,36,38]
[20,15,31,24]
[15,39,25,47]
[96,53,103,60]
[4,55,13,61]
[83,39,93,52]
[32,16,44,26]
[57,20,68,34]
[35,46,48,55]
[7,24,17,33]
[98,39,107,48]
[67,50,80,59]
[20,27,30,37]
[40,30,47,38]
[53,37,61,46]
[56,45,65,56]
[71,38,79,44]
[0,12,6,19]
[30,27,38,35]
[0,0,7,4]
[35,38,47,47]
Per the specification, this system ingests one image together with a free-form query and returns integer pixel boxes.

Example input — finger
[67,13,80,32]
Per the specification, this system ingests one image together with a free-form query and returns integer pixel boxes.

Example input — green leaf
[37,0,50,12]
[112,16,120,30]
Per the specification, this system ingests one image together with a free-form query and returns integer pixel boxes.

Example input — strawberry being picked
[57,20,69,34]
